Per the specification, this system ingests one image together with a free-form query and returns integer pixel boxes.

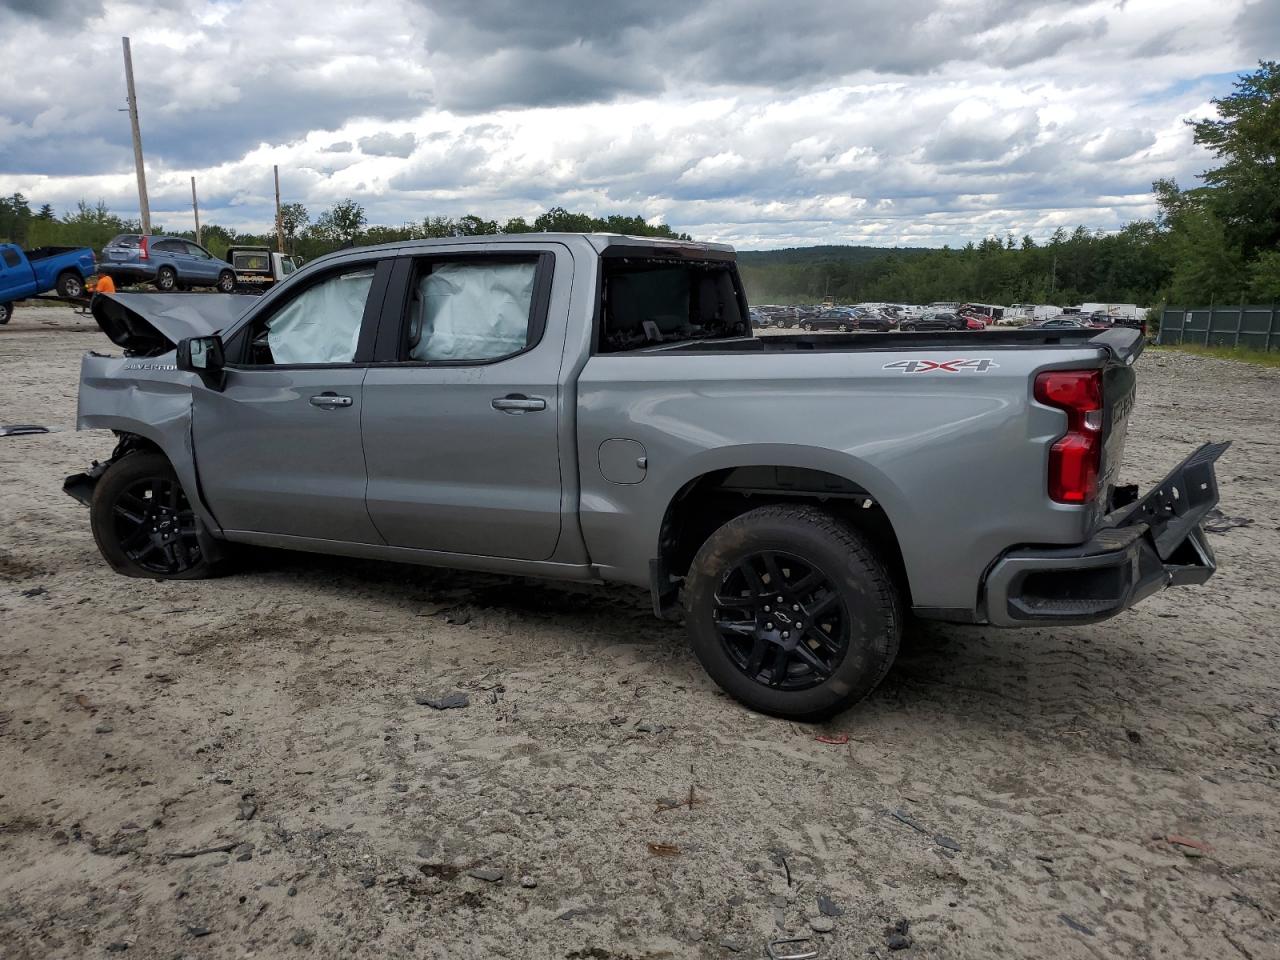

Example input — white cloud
[0,0,1261,248]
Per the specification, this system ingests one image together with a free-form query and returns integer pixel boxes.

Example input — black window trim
[590,254,751,356]
[222,257,394,371]
[370,250,555,367]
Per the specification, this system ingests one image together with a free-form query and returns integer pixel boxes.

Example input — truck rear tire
[155,266,177,291]
[683,504,902,720]
[56,271,84,299]
[90,452,223,580]
[0,302,11,324]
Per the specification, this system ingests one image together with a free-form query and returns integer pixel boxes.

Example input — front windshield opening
[598,256,748,353]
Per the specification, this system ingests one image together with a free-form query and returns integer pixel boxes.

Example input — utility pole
[273,165,284,253]
[122,37,151,235]
[190,176,201,246]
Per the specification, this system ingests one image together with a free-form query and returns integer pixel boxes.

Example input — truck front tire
[90,452,222,580]
[217,270,235,293]
[683,504,902,720]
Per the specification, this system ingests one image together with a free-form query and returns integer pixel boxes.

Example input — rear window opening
[598,257,748,353]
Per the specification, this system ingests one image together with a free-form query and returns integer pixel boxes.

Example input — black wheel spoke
[714,617,756,637]
[713,549,850,693]
[790,641,831,678]
[715,590,760,610]
[761,552,785,588]
[737,559,765,595]
[789,569,824,599]
[744,636,769,678]
[803,623,841,653]
[805,590,839,621]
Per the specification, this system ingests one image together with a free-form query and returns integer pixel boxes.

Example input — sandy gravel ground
[1,303,1278,960]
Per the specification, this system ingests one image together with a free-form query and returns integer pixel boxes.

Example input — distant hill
[736,244,931,266]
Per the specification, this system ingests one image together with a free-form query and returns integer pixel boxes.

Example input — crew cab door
[191,257,392,543]
[361,247,567,560]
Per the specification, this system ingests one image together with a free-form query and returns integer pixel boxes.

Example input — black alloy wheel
[712,550,849,690]
[683,504,902,720]
[110,475,202,574]
[90,452,222,579]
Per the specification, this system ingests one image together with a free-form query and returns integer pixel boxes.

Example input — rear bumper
[982,441,1229,626]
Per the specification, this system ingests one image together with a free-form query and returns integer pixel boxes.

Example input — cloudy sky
[1,0,1275,248]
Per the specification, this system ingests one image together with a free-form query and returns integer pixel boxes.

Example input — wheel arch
[651,447,915,616]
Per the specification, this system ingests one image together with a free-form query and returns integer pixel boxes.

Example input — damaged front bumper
[984,441,1230,626]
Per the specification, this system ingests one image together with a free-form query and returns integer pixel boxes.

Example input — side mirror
[176,335,226,391]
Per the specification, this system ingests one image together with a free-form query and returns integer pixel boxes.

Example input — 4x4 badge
[882,358,999,373]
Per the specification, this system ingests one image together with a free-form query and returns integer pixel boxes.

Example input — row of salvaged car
[749,303,1146,334]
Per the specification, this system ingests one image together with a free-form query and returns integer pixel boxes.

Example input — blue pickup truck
[0,243,96,324]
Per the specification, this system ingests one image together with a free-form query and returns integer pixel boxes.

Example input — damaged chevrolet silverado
[65,234,1228,719]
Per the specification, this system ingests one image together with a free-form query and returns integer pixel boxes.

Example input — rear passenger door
[185,242,220,283]
[361,246,568,561]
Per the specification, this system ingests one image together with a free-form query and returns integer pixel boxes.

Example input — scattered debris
[809,915,835,933]
[445,610,472,625]
[185,925,212,938]
[94,721,114,734]
[656,783,703,813]
[719,937,743,953]
[467,867,504,883]
[0,424,50,437]
[20,586,48,598]
[236,794,257,821]
[935,835,962,852]
[1058,913,1094,936]
[647,842,681,857]
[816,894,843,918]
[290,928,314,947]
[520,875,537,889]
[415,692,470,710]
[1203,509,1254,534]
[884,918,913,951]
[166,840,239,860]
[767,935,818,960]
[890,808,931,836]
[635,720,667,733]
[1126,729,1143,744]
[770,850,792,886]
[1166,834,1213,854]
[814,733,849,745]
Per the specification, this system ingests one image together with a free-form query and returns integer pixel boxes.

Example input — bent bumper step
[984,441,1229,627]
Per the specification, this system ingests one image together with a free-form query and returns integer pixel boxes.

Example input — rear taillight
[1035,369,1103,504]
[139,236,149,260]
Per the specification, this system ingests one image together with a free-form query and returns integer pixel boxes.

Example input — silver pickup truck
[65,233,1227,719]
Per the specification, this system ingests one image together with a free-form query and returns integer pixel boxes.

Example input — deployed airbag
[410,261,534,362]
[267,269,373,364]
